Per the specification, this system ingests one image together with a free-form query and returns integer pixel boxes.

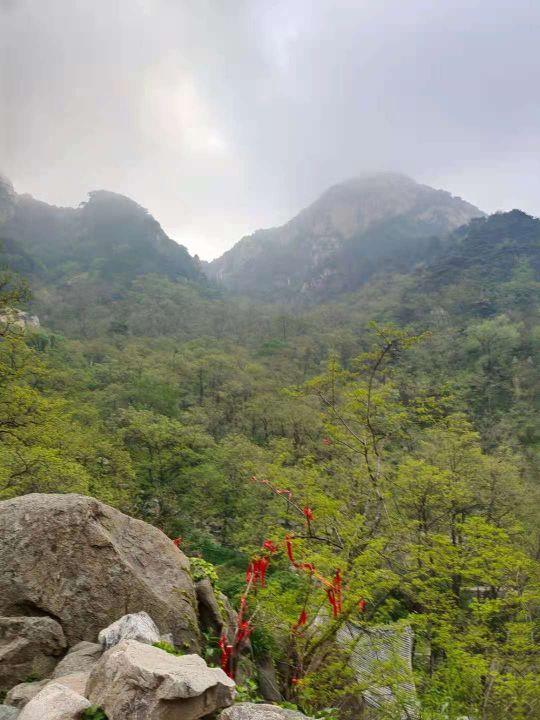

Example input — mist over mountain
[207,173,484,301]
[0,178,204,285]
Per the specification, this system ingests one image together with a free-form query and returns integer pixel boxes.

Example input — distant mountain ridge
[0,177,204,285]
[0,173,537,344]
[207,173,484,301]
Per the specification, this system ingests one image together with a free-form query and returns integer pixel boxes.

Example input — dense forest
[0,175,539,719]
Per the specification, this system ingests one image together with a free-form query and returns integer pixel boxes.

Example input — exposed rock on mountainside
[0,494,199,649]
[0,309,40,331]
[207,173,483,301]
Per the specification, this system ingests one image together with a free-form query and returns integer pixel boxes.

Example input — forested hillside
[0,177,539,719]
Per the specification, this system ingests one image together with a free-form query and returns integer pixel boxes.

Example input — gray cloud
[1,0,540,259]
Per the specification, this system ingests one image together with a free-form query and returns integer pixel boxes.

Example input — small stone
[17,682,90,720]
[98,611,160,650]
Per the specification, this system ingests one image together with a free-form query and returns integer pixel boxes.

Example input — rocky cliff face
[207,173,484,302]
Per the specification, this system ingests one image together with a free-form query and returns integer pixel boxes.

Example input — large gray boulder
[220,704,312,720]
[0,494,199,649]
[0,617,66,692]
[98,611,160,650]
[17,682,90,720]
[51,642,102,678]
[86,640,235,720]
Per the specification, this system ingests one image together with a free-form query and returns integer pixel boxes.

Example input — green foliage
[81,707,109,720]
[190,557,220,585]
[235,679,264,703]
[23,673,42,683]
[152,640,184,656]
[190,557,227,620]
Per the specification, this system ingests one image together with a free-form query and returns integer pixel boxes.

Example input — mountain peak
[83,189,148,210]
[340,170,417,186]
[208,174,484,301]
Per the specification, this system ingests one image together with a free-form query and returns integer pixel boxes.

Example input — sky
[1,0,540,260]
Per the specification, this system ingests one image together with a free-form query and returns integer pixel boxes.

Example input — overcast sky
[1,0,540,259]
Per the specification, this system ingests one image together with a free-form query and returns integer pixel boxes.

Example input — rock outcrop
[86,639,236,720]
[0,494,199,649]
[98,611,160,650]
[17,682,90,720]
[0,617,66,691]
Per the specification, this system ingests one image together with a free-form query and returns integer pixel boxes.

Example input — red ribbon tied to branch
[236,620,252,644]
[334,569,342,614]
[285,535,296,565]
[246,557,270,588]
[293,609,308,631]
[326,570,343,617]
[262,539,279,553]
[219,634,234,678]
[276,488,293,499]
